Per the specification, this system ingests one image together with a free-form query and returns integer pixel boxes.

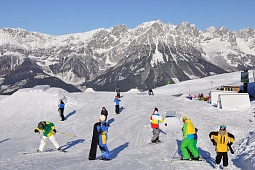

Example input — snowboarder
[116,86,121,98]
[114,95,121,114]
[34,121,63,152]
[180,116,200,160]
[150,108,164,143]
[58,99,65,121]
[97,115,110,160]
[101,107,108,121]
[209,125,235,169]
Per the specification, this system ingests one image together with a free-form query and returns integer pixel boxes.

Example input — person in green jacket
[34,121,63,152]
[180,116,200,160]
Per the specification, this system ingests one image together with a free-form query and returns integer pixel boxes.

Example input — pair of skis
[22,149,67,155]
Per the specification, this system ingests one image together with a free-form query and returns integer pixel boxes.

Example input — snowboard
[88,122,99,160]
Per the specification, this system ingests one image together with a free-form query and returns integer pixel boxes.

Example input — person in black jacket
[101,107,108,121]
[58,99,65,121]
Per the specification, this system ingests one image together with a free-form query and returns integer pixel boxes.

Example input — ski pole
[171,149,178,162]
[57,131,76,137]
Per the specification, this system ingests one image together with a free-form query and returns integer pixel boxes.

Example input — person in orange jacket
[209,125,235,169]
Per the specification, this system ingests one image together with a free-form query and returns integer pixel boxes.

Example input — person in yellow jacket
[209,125,235,169]
[34,121,63,152]
[180,116,200,160]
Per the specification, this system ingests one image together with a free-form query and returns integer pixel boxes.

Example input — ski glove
[34,129,39,133]
[227,142,233,146]
[211,139,216,146]
[53,129,57,133]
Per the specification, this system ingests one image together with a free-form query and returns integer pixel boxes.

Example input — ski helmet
[219,124,226,130]
[38,121,46,130]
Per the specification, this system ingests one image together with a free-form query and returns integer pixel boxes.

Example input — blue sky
[1,0,254,35]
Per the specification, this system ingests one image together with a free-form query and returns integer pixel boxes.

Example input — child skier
[209,125,235,169]
[150,108,164,143]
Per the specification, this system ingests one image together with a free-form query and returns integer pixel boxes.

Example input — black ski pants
[216,152,228,167]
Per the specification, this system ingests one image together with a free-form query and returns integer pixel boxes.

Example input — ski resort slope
[0,71,255,170]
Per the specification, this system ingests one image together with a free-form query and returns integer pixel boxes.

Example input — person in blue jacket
[97,115,110,160]
[58,99,65,121]
[114,96,121,114]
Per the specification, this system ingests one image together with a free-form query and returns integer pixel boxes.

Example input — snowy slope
[0,71,255,170]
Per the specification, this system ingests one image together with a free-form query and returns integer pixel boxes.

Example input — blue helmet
[220,124,226,130]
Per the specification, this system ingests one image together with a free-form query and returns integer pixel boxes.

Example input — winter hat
[182,116,187,121]
[99,115,106,121]
[154,107,158,112]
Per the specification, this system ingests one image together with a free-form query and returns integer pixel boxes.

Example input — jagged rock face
[0,20,254,93]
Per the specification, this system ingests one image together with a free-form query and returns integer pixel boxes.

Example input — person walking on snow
[209,125,235,169]
[58,99,65,121]
[180,116,200,160]
[34,121,63,152]
[97,115,110,160]
[101,107,108,121]
[114,96,121,114]
[150,108,164,143]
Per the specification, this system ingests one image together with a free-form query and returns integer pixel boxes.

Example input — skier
[97,115,110,160]
[148,89,154,95]
[180,116,200,160]
[116,86,121,98]
[150,108,164,143]
[101,107,108,121]
[58,99,65,121]
[209,125,235,169]
[114,95,121,114]
[34,121,63,152]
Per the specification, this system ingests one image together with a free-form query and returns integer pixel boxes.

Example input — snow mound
[84,88,95,92]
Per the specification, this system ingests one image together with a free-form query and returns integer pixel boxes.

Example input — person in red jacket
[150,108,164,143]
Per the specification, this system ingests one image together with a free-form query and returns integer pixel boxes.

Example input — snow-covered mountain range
[0,20,254,94]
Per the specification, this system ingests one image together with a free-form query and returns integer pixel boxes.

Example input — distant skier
[116,86,121,98]
[150,108,164,143]
[58,99,65,121]
[101,107,108,121]
[209,125,235,169]
[34,121,63,152]
[97,115,110,160]
[180,116,200,160]
[114,96,121,114]
[148,89,154,95]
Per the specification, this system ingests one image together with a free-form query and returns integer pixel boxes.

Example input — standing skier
[97,115,110,160]
[209,125,235,169]
[150,108,164,143]
[180,116,200,160]
[34,121,63,152]
[101,107,108,121]
[58,99,65,121]
[114,96,121,114]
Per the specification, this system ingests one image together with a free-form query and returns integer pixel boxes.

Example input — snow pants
[39,135,60,151]
[99,144,110,159]
[59,109,65,121]
[151,128,159,142]
[115,105,120,114]
[181,138,199,159]
[216,152,228,167]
